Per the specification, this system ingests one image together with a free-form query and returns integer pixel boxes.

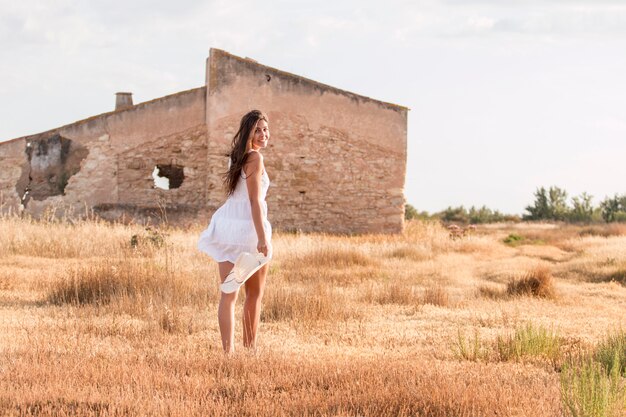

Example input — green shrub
[454,328,487,361]
[434,205,519,225]
[496,322,561,362]
[405,204,418,220]
[560,355,625,417]
[600,194,626,223]
[130,226,166,249]
[522,187,626,223]
[524,186,569,221]
[503,233,524,246]
[468,205,519,224]
[436,206,469,224]
[405,204,430,221]
[568,192,595,223]
[595,331,626,377]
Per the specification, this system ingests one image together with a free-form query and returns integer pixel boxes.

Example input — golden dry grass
[506,266,557,299]
[1,217,625,416]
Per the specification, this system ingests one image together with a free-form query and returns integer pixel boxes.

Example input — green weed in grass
[595,331,626,377]
[503,233,524,246]
[496,322,561,362]
[454,328,487,362]
[560,354,625,417]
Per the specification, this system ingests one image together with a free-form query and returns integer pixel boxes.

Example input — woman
[198,110,272,353]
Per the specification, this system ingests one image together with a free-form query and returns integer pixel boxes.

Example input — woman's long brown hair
[223,110,269,196]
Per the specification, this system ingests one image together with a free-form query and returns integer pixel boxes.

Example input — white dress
[197,167,272,263]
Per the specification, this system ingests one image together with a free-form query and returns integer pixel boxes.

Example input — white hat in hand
[220,252,269,294]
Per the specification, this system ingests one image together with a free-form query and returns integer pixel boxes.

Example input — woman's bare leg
[242,263,269,349]
[217,261,236,353]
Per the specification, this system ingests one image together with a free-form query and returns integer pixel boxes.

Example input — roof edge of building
[1,86,206,143]
[211,48,410,113]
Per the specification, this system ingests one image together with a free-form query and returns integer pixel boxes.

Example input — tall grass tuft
[422,285,450,307]
[47,259,206,311]
[560,355,626,417]
[578,223,626,238]
[454,328,487,361]
[286,247,375,269]
[261,284,356,323]
[595,331,626,377]
[507,267,556,299]
[0,216,137,258]
[159,305,186,334]
[363,283,450,307]
[477,284,506,299]
[496,322,561,362]
[604,269,626,286]
[362,282,417,305]
[387,246,431,261]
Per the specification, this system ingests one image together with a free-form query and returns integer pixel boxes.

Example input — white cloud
[388,1,626,41]
[466,15,495,31]
[306,35,320,47]
[592,117,626,135]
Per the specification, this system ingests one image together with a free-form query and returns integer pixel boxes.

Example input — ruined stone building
[0,49,408,233]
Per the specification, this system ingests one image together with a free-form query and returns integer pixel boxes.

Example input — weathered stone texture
[117,124,208,207]
[0,138,26,212]
[0,50,407,233]
[206,50,407,233]
[107,87,206,151]
[268,116,405,233]
[22,134,89,201]
[62,133,117,208]
[16,130,118,219]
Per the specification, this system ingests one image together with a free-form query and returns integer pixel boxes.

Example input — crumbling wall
[18,134,89,205]
[115,124,208,207]
[9,112,117,218]
[1,87,207,222]
[101,87,208,224]
[0,138,26,213]
[205,49,407,233]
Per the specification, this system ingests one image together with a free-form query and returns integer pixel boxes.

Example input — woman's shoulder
[243,150,264,177]
[246,150,264,166]
[247,149,264,160]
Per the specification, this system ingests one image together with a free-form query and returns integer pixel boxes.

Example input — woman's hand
[257,239,269,257]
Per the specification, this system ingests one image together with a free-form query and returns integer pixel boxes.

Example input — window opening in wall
[152,164,184,190]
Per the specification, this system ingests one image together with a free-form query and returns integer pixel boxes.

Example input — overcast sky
[1,0,625,214]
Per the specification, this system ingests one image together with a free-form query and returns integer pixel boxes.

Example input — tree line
[522,186,626,223]
[405,186,626,224]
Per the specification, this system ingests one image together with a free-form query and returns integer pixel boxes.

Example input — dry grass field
[0,215,625,416]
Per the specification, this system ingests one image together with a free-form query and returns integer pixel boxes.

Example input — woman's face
[250,119,270,150]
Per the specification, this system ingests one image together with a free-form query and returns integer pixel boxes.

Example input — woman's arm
[244,152,269,256]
